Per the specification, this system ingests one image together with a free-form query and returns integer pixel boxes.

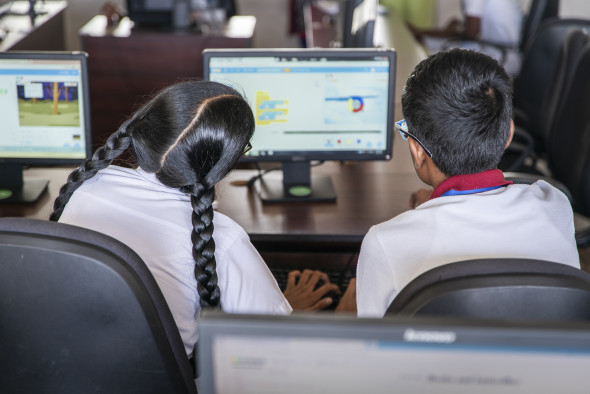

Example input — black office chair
[0,217,197,394]
[500,22,590,173]
[512,19,590,152]
[386,258,590,321]
[545,41,590,218]
[503,30,590,248]
[518,0,560,52]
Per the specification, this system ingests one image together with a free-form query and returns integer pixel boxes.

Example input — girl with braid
[50,80,296,355]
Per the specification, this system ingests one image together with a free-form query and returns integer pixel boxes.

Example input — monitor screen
[202,48,396,202]
[198,312,590,394]
[126,0,174,29]
[0,51,91,203]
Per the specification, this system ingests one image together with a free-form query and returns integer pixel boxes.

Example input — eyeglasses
[243,141,252,156]
[395,119,433,158]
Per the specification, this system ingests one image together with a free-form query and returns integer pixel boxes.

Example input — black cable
[246,161,327,187]
[245,162,281,187]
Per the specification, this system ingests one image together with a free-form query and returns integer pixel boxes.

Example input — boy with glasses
[355,48,580,317]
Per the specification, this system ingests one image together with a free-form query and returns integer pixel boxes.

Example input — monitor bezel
[202,47,396,164]
[197,311,590,393]
[0,50,93,166]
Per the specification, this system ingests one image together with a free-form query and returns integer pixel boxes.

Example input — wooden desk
[216,134,425,256]
[79,15,256,150]
[0,166,72,220]
[0,1,66,51]
[215,5,427,268]
[2,6,426,271]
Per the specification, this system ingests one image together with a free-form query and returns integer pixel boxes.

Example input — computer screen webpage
[0,56,89,161]
[198,313,590,394]
[209,330,590,394]
[205,50,394,161]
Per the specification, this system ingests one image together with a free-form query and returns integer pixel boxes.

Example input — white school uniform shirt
[356,181,580,318]
[462,0,523,47]
[424,0,524,74]
[59,165,292,354]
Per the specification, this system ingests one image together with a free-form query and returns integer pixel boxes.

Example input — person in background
[355,48,580,317]
[408,0,524,74]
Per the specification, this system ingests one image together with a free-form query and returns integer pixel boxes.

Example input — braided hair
[50,80,255,308]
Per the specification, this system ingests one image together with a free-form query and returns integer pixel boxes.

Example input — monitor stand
[254,161,336,203]
[0,164,49,204]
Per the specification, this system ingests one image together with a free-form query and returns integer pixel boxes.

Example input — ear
[408,138,427,170]
[505,119,515,149]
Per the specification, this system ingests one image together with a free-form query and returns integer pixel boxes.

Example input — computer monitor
[0,51,92,203]
[202,48,395,202]
[126,0,174,29]
[198,312,590,394]
[342,0,377,48]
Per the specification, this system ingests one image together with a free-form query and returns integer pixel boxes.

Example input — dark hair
[401,48,513,176]
[50,80,255,309]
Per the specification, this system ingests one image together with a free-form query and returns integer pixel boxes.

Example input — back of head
[50,79,255,309]
[401,48,513,177]
[130,80,254,190]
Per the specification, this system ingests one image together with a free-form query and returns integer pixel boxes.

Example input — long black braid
[50,119,133,222]
[50,80,255,310]
[188,185,219,307]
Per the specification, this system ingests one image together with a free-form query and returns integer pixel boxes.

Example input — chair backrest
[387,258,590,321]
[546,40,590,217]
[519,0,560,51]
[513,19,590,151]
[0,217,197,394]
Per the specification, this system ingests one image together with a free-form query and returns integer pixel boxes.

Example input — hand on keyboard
[334,278,357,313]
[282,269,341,311]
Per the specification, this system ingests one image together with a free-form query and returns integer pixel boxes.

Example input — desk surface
[1,4,426,257]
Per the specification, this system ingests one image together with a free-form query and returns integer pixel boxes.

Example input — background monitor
[126,0,237,30]
[202,48,395,202]
[0,51,92,203]
[198,312,590,394]
[342,0,377,48]
[126,0,174,29]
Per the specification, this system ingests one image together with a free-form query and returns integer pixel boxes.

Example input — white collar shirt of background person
[59,165,292,354]
[462,0,524,46]
[355,180,580,318]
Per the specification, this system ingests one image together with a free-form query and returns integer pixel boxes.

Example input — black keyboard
[270,266,356,308]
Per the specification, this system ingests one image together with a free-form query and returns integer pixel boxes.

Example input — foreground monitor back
[202,48,395,202]
[198,312,590,394]
[0,51,92,203]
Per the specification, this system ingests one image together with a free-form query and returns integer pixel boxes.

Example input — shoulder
[507,180,571,205]
[212,211,251,252]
